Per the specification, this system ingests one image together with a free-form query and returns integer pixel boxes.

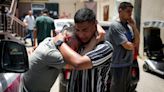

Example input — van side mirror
[0,40,29,73]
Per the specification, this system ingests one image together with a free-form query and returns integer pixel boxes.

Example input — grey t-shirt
[106,21,133,68]
[22,37,65,92]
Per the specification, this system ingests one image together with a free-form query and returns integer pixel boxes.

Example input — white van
[54,19,74,34]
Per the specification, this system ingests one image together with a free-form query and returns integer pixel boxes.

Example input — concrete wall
[139,0,164,57]
[49,0,84,18]
[18,0,114,21]
[97,0,115,21]
[18,0,84,19]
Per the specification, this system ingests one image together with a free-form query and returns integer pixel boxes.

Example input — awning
[143,20,164,28]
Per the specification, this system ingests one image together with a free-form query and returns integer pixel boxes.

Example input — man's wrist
[55,40,64,49]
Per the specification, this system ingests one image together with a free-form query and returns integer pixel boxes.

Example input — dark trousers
[110,66,131,92]
[24,29,34,46]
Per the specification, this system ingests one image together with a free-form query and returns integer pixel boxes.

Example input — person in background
[106,2,140,92]
[33,8,56,48]
[23,10,35,46]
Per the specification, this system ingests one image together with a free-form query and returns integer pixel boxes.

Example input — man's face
[75,21,96,44]
[119,7,133,20]
[66,36,79,51]
[29,11,33,16]
[70,38,79,51]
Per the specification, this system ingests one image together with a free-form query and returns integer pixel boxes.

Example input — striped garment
[68,41,113,92]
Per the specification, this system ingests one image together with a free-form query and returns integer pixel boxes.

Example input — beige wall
[141,0,164,21]
[97,0,115,21]
[18,3,31,19]
[18,0,113,20]
[19,0,84,19]
[49,0,84,18]
[139,0,164,57]
[56,1,84,18]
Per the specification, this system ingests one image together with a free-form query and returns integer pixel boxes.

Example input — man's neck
[42,13,47,16]
[119,16,127,23]
[83,35,96,47]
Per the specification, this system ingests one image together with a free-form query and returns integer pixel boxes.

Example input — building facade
[17,0,164,58]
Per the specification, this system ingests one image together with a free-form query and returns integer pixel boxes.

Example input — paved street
[136,58,164,92]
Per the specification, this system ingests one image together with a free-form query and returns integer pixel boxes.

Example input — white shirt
[23,15,35,30]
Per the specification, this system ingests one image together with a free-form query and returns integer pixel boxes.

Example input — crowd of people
[20,1,140,92]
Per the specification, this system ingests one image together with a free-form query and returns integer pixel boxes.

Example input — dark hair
[42,8,49,14]
[118,2,133,11]
[61,26,76,38]
[74,8,96,23]
[61,26,79,47]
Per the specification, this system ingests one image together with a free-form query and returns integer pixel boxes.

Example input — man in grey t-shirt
[20,27,80,92]
[106,2,140,92]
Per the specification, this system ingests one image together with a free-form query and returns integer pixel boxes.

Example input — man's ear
[95,20,98,24]
[62,30,68,38]
[93,20,97,27]
[118,8,122,13]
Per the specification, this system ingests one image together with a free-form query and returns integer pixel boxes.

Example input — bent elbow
[122,41,134,50]
[73,61,93,70]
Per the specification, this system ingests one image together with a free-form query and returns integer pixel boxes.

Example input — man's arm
[33,18,38,49]
[52,30,56,37]
[122,41,134,50]
[53,33,113,70]
[127,17,140,48]
[96,24,106,43]
[64,64,75,69]
[51,20,56,37]
[56,41,93,69]
[23,16,28,28]
[63,36,97,70]
[122,18,140,50]
[33,28,37,49]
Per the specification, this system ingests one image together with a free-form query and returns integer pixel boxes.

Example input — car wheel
[143,63,149,72]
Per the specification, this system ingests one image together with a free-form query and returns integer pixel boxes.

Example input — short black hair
[61,26,79,47]
[118,2,133,11]
[74,8,96,23]
[42,8,49,14]
[61,26,76,38]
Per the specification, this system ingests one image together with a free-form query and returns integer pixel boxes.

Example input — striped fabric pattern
[68,41,113,92]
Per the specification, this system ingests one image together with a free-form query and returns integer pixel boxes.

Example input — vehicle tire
[143,63,149,72]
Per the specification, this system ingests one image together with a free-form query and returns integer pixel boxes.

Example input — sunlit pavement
[50,75,60,92]
[136,57,164,92]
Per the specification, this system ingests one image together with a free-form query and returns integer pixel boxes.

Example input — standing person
[23,10,35,46]
[54,8,113,92]
[106,2,140,92]
[33,8,56,48]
